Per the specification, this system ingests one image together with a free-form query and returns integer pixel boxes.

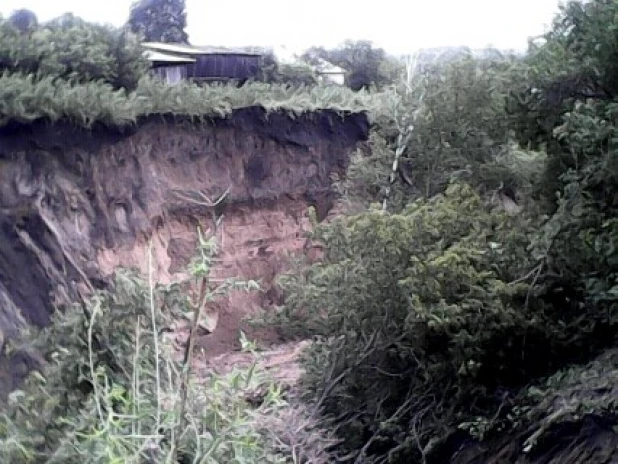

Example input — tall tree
[0,13,147,90]
[8,8,38,34]
[301,40,397,90]
[128,0,188,43]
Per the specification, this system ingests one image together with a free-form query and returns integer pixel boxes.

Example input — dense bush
[264,2,618,462]
[301,41,402,91]
[273,181,618,461]
[506,0,618,354]
[258,51,319,87]
[275,185,551,460]
[336,49,531,212]
[506,0,618,208]
[0,72,389,128]
[389,50,520,198]
[0,236,329,463]
[0,13,147,91]
[128,0,189,44]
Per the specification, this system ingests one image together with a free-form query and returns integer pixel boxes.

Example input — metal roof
[142,42,262,56]
[142,42,206,55]
[144,50,196,63]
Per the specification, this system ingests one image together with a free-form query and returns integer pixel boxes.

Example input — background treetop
[128,0,189,44]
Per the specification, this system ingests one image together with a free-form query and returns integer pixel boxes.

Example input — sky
[1,0,561,57]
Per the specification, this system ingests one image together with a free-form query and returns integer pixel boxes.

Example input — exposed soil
[193,340,311,387]
[1,108,615,464]
[0,107,369,395]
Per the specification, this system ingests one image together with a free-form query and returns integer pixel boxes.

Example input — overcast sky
[1,0,561,56]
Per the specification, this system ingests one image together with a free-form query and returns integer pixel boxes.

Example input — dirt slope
[0,107,369,394]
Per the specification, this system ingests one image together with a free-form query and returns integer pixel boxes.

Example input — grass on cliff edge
[0,72,395,129]
[0,12,397,129]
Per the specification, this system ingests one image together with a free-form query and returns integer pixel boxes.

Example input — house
[142,42,262,85]
[144,48,196,84]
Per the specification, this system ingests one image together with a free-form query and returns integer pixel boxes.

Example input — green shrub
[0,12,396,128]
[506,0,618,359]
[0,235,309,463]
[0,71,391,128]
[271,182,617,462]
[260,2,618,462]
[0,13,147,91]
[333,131,411,210]
[258,53,318,87]
[333,49,531,213]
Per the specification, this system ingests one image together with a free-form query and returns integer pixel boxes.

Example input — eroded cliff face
[0,107,369,393]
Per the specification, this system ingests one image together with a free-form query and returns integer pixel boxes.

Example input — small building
[144,49,196,84]
[142,42,262,85]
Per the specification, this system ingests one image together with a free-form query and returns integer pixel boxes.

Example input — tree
[269,2,618,462]
[0,13,147,91]
[128,0,188,43]
[301,40,397,90]
[258,50,318,87]
[340,49,526,210]
[8,8,38,34]
[506,0,618,356]
[507,0,618,209]
[275,184,550,461]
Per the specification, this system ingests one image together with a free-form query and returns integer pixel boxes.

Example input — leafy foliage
[338,48,531,210]
[505,0,618,365]
[394,49,519,197]
[335,131,409,209]
[7,9,38,34]
[0,13,147,91]
[507,0,618,206]
[0,73,389,128]
[274,181,617,461]
[264,5,618,461]
[258,51,318,87]
[277,185,533,459]
[505,348,618,451]
[301,40,401,91]
[0,236,323,463]
[128,0,189,44]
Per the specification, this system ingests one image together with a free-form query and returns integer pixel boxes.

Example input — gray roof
[142,42,262,57]
[144,50,196,63]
